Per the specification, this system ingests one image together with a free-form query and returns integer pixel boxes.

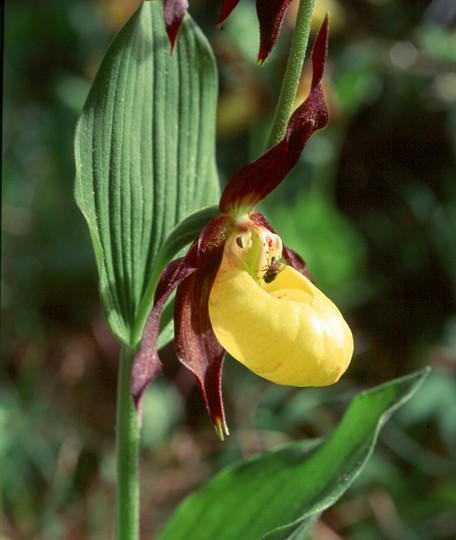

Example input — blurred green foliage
[2,0,456,538]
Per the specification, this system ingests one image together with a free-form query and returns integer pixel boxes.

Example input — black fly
[263,257,283,283]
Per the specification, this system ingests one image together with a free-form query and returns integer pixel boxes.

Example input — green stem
[267,0,316,149]
[116,346,140,540]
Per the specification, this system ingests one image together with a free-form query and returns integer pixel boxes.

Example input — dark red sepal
[218,0,241,25]
[219,17,329,214]
[250,210,314,282]
[175,251,227,438]
[131,255,197,417]
[163,0,189,50]
[174,216,230,438]
[257,0,293,63]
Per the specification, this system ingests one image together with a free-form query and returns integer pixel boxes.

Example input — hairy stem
[116,346,140,539]
[267,0,316,148]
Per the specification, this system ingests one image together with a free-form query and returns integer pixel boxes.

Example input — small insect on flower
[262,256,285,284]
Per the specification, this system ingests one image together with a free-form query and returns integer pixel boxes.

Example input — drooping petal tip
[256,0,293,63]
[163,0,189,50]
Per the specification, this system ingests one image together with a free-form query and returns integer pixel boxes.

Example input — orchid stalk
[116,347,139,539]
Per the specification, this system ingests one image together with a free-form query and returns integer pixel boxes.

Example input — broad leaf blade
[158,368,430,540]
[74,1,219,345]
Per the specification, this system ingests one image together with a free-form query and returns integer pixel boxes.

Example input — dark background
[2,0,456,538]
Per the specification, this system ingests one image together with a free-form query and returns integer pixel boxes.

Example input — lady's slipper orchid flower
[132,19,354,439]
[164,0,293,62]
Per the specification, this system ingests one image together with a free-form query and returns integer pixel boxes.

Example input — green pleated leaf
[158,368,430,540]
[74,1,219,346]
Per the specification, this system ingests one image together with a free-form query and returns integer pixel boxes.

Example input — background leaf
[158,368,430,540]
[74,1,219,346]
